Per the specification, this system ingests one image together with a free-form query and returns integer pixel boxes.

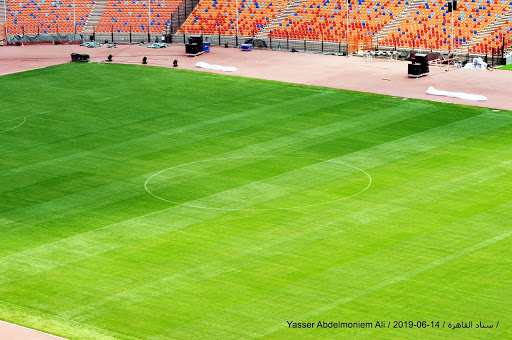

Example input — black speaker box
[412,53,428,64]
[188,35,204,52]
[188,35,203,45]
[186,43,200,55]
[70,53,90,62]
[408,63,422,76]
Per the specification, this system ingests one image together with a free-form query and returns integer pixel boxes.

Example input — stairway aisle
[256,0,308,38]
[83,0,108,37]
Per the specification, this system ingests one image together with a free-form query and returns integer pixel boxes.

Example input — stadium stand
[177,0,293,36]
[255,0,310,38]
[174,0,512,53]
[0,23,5,43]
[466,9,512,52]
[2,0,511,54]
[5,0,95,34]
[95,0,183,33]
[0,0,7,28]
[268,0,408,42]
[380,0,512,50]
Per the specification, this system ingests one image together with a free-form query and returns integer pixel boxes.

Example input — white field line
[0,95,123,132]
[0,117,25,124]
[0,117,26,134]
[144,156,372,211]
[255,228,512,338]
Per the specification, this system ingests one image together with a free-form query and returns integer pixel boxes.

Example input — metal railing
[171,33,352,55]
[81,31,508,66]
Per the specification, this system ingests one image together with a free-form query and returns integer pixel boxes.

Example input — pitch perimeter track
[0,44,511,111]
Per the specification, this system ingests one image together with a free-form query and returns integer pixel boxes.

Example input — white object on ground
[463,57,487,69]
[195,62,237,72]
[426,86,487,101]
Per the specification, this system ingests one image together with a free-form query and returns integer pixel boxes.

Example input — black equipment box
[186,35,204,56]
[70,53,90,62]
[408,53,429,78]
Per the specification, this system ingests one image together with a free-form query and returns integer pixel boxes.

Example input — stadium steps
[167,0,200,35]
[456,8,512,53]
[255,0,308,38]
[373,0,424,44]
[0,23,4,43]
[0,0,6,24]
[83,0,109,36]
[0,4,4,42]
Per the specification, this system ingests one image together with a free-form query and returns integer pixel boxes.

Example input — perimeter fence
[89,32,509,66]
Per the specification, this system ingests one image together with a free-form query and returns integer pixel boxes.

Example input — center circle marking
[144,156,372,210]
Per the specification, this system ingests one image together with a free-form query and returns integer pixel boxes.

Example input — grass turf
[498,64,512,70]
[0,63,511,339]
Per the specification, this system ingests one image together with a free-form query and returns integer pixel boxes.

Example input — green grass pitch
[0,63,511,339]
[498,64,512,70]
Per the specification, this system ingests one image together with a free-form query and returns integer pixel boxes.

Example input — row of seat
[95,0,183,33]
[5,0,95,34]
[271,0,407,41]
[382,0,512,50]
[2,0,511,51]
[469,18,512,52]
[0,23,5,40]
[178,0,293,35]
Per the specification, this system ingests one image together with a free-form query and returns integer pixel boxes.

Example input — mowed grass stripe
[1,102,502,222]
[0,82,325,172]
[166,228,512,339]
[0,63,511,339]
[1,136,510,311]
[0,76,484,194]
[146,169,512,337]
[0,75,492,247]
[0,83,422,182]
[0,92,341,196]
[3,117,508,262]
[50,143,512,328]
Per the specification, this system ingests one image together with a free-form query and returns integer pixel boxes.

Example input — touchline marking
[144,156,373,211]
[0,117,26,134]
